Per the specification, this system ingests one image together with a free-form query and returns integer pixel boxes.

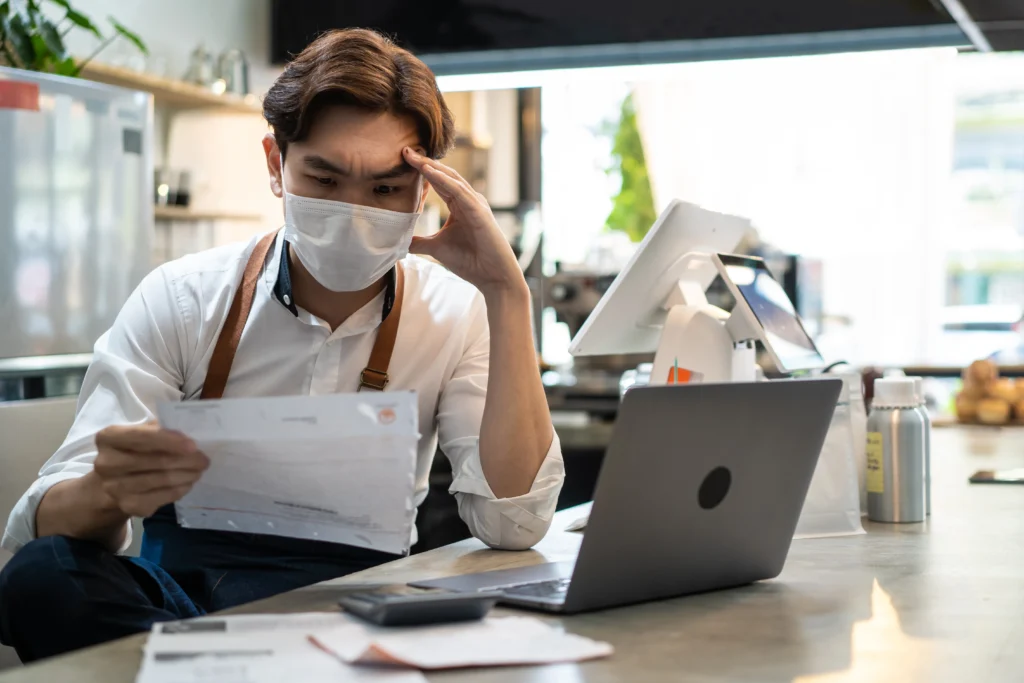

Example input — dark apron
[139,505,399,611]
[138,233,408,612]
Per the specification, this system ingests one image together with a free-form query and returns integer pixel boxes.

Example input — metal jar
[866,378,927,523]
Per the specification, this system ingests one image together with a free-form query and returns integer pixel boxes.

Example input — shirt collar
[268,232,397,322]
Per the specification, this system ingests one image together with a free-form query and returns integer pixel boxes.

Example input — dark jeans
[0,505,399,663]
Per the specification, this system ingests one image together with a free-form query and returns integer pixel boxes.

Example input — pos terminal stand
[648,252,761,387]
[570,201,824,378]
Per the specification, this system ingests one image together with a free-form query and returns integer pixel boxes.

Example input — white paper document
[310,615,614,670]
[564,501,593,533]
[137,613,426,683]
[137,612,611,682]
[565,514,589,532]
[158,392,419,555]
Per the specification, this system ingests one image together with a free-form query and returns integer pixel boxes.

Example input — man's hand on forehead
[402,147,524,297]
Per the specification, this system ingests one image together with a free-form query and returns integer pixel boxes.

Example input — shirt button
[283,294,292,306]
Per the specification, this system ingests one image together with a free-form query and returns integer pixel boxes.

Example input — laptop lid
[562,378,841,613]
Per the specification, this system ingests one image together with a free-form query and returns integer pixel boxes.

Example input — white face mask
[280,157,421,292]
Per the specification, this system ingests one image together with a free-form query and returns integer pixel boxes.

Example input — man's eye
[315,177,334,186]
[374,185,399,196]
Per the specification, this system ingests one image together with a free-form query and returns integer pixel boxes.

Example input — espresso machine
[545,264,655,374]
[540,263,652,418]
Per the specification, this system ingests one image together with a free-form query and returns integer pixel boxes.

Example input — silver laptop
[410,378,842,613]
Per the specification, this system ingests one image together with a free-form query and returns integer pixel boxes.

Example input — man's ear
[263,134,283,198]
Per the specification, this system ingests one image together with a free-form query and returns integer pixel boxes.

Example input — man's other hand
[402,147,526,300]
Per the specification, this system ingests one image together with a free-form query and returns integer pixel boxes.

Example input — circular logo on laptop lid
[698,466,732,510]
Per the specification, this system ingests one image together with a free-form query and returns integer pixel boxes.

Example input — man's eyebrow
[370,162,416,181]
[303,155,348,175]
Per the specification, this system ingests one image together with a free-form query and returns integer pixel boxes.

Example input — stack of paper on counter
[136,613,426,683]
[310,616,614,669]
[137,612,613,682]
[158,392,419,555]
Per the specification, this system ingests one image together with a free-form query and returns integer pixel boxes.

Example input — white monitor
[569,200,750,357]
[711,253,825,373]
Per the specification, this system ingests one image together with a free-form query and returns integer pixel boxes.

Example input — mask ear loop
[278,152,288,196]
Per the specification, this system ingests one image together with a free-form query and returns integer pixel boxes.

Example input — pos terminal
[569,201,825,383]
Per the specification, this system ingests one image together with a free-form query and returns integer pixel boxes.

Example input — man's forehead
[302,106,420,158]
[296,147,416,178]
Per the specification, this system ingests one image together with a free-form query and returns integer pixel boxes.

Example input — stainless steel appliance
[0,67,153,401]
[546,265,653,374]
[542,265,651,419]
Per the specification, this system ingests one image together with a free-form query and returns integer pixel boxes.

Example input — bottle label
[867,432,884,493]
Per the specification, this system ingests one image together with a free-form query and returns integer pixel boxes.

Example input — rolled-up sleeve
[2,470,94,553]
[437,296,565,551]
[0,267,187,554]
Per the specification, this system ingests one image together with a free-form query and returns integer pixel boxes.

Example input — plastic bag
[848,375,868,514]
[794,372,866,539]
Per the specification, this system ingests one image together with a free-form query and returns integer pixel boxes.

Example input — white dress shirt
[1,231,564,554]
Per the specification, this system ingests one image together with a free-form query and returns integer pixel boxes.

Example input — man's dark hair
[263,28,456,159]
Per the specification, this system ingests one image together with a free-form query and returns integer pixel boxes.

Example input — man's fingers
[95,446,209,478]
[403,148,473,200]
[418,155,465,184]
[106,468,205,497]
[403,146,463,179]
[428,163,474,194]
[96,424,196,455]
[118,484,195,518]
[420,164,465,202]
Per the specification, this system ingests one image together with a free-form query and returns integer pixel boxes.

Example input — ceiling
[944,0,1024,49]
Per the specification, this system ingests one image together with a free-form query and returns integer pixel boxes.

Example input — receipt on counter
[309,615,613,669]
[138,613,426,683]
[158,392,419,555]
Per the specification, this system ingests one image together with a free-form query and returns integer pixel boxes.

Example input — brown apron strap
[201,231,405,399]
[359,261,404,391]
[201,232,277,400]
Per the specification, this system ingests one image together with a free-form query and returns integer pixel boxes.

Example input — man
[0,28,564,662]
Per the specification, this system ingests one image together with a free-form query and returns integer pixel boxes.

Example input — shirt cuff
[448,432,565,550]
[1,471,133,555]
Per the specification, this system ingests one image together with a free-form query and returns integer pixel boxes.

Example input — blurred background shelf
[903,365,1024,378]
[154,205,262,222]
[80,62,261,113]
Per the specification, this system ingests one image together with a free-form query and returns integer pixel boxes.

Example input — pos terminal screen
[718,254,824,372]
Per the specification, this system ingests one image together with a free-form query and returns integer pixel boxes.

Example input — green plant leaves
[47,0,101,39]
[0,3,12,67]
[64,8,100,39]
[0,1,146,75]
[4,11,36,68]
[38,16,65,60]
[53,54,76,75]
[109,17,146,54]
[605,92,657,243]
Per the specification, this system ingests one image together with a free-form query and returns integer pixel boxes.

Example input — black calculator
[338,588,503,627]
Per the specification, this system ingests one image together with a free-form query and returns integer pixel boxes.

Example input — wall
[480,89,520,210]
[541,81,629,266]
[633,48,957,367]
[59,3,520,255]
[441,89,519,207]
[54,1,284,252]
[62,0,278,95]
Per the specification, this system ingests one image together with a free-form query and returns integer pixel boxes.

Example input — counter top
[3,426,1024,682]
